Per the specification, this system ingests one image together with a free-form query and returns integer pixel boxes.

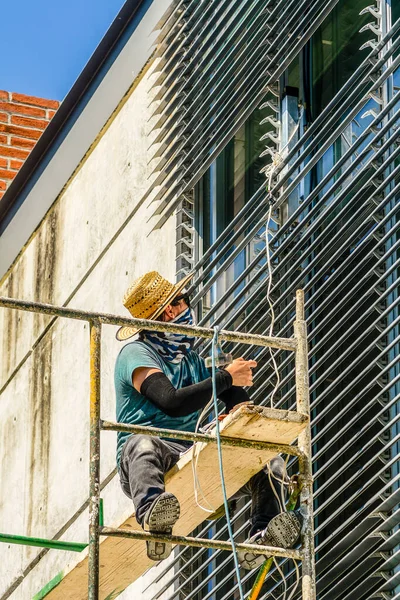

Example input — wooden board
[44,406,308,599]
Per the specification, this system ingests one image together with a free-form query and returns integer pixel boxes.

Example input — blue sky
[1,0,126,101]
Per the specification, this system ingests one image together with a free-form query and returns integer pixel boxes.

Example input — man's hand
[225,357,257,387]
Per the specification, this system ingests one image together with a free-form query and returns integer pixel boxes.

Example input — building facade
[0,0,399,599]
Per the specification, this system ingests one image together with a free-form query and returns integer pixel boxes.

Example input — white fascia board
[0,0,172,280]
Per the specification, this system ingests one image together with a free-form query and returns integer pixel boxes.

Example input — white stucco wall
[0,58,178,599]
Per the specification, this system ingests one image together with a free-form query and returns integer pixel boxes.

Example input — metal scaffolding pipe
[100,420,306,457]
[0,296,296,351]
[99,527,303,560]
[88,320,101,600]
[295,290,316,600]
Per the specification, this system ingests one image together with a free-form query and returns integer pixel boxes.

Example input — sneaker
[143,492,180,561]
[238,511,303,571]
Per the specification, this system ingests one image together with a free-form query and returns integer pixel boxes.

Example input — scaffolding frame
[0,289,315,600]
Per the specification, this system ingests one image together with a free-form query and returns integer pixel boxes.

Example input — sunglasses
[171,294,191,308]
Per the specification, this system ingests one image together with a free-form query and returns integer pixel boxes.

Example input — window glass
[311,1,371,116]
[195,102,275,325]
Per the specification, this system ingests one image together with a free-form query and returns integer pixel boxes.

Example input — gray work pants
[118,434,287,535]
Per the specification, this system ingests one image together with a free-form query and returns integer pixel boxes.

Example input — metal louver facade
[145,0,400,598]
[147,0,341,230]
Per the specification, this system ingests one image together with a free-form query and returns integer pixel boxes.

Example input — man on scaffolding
[115,271,302,568]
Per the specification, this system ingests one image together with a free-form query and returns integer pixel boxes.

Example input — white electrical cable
[263,105,305,196]
[273,557,288,600]
[263,105,304,598]
[191,398,216,513]
[265,202,281,409]
[281,455,290,511]
[287,559,300,600]
[264,106,304,407]
[266,461,285,513]
[265,454,290,517]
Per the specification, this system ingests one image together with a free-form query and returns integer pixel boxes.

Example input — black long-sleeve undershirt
[140,370,250,417]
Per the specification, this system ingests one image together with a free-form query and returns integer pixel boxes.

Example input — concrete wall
[0,58,177,599]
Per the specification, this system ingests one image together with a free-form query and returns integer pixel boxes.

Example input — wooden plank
[43,406,308,599]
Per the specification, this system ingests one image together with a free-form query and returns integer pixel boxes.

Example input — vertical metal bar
[88,319,101,600]
[294,289,316,600]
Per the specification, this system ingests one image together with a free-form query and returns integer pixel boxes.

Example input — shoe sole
[238,512,302,571]
[145,493,180,561]
[266,512,302,549]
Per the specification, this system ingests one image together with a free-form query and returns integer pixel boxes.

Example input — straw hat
[116,270,194,341]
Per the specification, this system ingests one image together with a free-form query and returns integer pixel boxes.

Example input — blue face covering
[140,307,196,363]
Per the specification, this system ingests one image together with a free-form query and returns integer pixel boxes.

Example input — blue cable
[211,326,245,600]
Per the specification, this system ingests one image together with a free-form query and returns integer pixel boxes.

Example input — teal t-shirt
[115,340,210,466]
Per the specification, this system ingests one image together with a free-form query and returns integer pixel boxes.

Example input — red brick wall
[0,91,60,200]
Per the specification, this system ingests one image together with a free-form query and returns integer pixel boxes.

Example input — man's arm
[135,369,233,417]
[133,366,162,393]
[132,358,255,417]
